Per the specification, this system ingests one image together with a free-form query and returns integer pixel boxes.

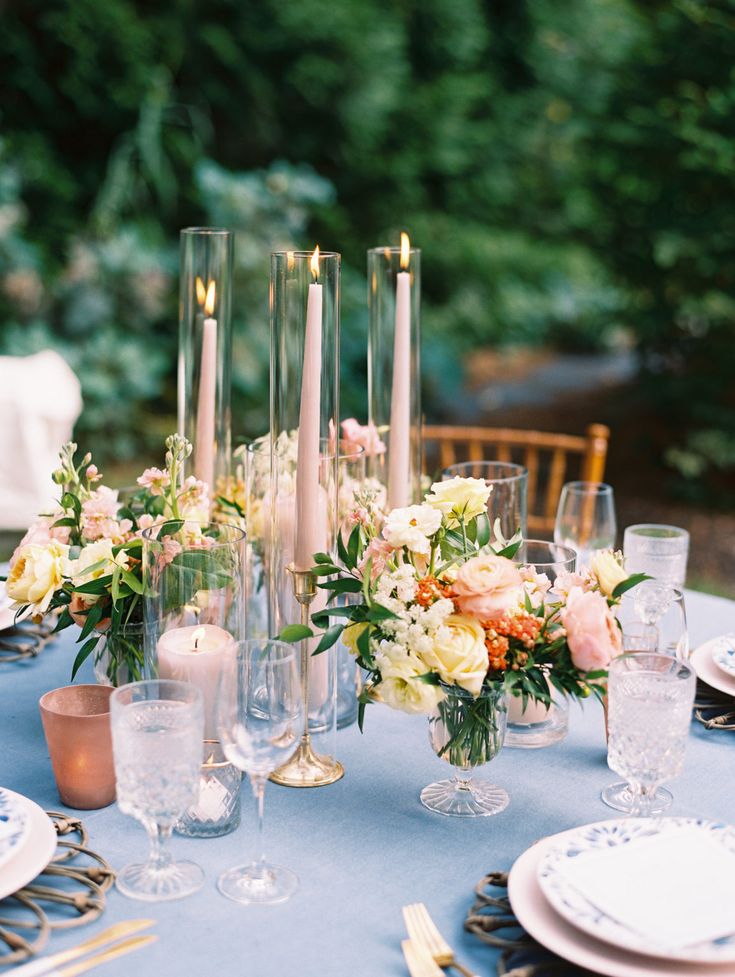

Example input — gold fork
[402,903,478,977]
[401,939,444,977]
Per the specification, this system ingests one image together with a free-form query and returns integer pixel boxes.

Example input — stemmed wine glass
[603,653,695,816]
[216,639,303,905]
[554,481,616,567]
[110,679,204,901]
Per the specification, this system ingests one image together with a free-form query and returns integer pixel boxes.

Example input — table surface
[2,588,735,977]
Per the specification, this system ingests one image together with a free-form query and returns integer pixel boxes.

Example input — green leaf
[318,577,363,594]
[79,600,104,640]
[311,606,360,627]
[337,528,351,567]
[121,568,144,594]
[72,575,113,596]
[71,636,100,681]
[159,519,184,537]
[611,573,651,599]
[278,624,313,642]
[52,608,74,634]
[310,564,341,576]
[313,552,334,565]
[475,513,491,548]
[52,517,77,528]
[496,540,522,559]
[414,671,441,685]
[216,495,245,518]
[347,524,361,569]
[314,623,344,655]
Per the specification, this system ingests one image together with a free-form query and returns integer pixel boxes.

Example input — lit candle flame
[204,280,216,317]
[192,627,206,651]
[310,245,320,282]
[195,276,207,306]
[287,250,295,272]
[400,232,410,270]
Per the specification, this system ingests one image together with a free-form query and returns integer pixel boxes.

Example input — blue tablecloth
[2,589,735,977]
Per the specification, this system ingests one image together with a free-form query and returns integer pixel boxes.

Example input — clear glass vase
[422,686,509,817]
[93,622,146,688]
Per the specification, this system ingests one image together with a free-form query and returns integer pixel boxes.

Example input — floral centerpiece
[282,475,643,813]
[5,434,210,684]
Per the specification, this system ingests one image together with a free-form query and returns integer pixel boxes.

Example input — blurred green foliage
[0,0,733,500]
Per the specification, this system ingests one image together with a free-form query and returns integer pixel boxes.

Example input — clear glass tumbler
[554,481,616,568]
[110,679,204,901]
[623,523,689,588]
[602,653,695,816]
[442,461,528,541]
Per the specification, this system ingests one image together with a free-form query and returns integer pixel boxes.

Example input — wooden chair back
[422,423,610,535]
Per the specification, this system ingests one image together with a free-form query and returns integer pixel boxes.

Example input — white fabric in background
[0,351,83,529]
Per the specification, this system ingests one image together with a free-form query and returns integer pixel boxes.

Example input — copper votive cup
[39,684,116,810]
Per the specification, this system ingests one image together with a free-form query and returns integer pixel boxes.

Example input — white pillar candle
[294,247,325,571]
[388,233,411,510]
[195,279,217,493]
[157,623,234,740]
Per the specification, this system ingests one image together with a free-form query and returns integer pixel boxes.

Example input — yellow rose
[376,651,446,714]
[7,541,69,617]
[342,621,369,657]
[590,550,627,598]
[425,477,491,527]
[421,614,488,696]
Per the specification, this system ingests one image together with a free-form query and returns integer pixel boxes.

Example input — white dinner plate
[0,790,57,900]
[508,826,735,977]
[0,787,29,871]
[691,637,735,697]
[537,817,735,963]
[0,582,18,632]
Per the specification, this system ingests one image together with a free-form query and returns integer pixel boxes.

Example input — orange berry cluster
[492,612,543,648]
[415,575,451,607]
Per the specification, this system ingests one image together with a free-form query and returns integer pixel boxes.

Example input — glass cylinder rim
[140,521,246,546]
[232,638,298,667]
[513,539,577,567]
[624,523,690,540]
[609,651,694,680]
[561,480,614,496]
[39,684,112,719]
[442,461,528,484]
[367,245,421,256]
[180,227,231,237]
[271,249,341,259]
[110,678,204,706]
[249,437,364,462]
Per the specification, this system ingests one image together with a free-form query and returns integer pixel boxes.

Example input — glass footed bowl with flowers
[279,476,645,817]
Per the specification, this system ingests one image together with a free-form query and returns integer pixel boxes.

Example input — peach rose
[561,587,622,672]
[453,554,523,621]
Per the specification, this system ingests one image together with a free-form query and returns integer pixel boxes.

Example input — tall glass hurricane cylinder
[178,228,234,497]
[268,249,342,787]
[367,241,421,510]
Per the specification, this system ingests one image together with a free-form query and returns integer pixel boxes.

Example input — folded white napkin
[555,825,735,949]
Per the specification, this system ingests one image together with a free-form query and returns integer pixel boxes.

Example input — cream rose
[425,476,491,527]
[453,554,523,621]
[375,649,446,714]
[561,587,622,672]
[6,541,69,617]
[421,614,489,696]
[589,550,628,598]
[382,504,442,554]
[67,538,129,587]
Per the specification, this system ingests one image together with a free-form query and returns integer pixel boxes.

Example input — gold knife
[56,935,157,977]
[11,921,155,977]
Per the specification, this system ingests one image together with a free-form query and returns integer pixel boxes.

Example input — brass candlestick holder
[270,567,344,787]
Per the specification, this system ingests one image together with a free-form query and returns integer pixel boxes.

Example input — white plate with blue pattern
[0,787,30,871]
[537,817,735,964]
[713,640,735,679]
